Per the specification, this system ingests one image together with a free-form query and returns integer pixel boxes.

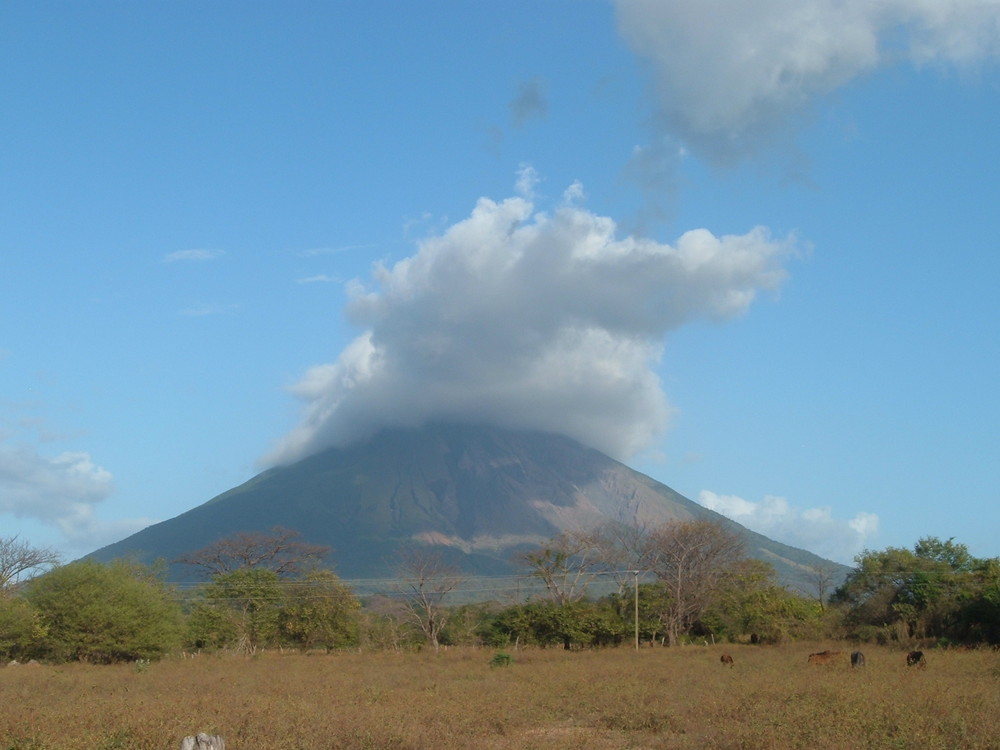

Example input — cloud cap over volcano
[267,176,795,466]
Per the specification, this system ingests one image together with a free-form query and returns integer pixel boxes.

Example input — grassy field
[2,643,998,749]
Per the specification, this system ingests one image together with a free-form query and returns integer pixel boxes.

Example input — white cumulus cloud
[614,0,1000,163]
[0,447,114,522]
[266,176,795,465]
[699,489,879,563]
[0,441,157,555]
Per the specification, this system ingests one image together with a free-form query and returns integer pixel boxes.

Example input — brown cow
[720,653,734,667]
[808,650,843,665]
[906,650,926,668]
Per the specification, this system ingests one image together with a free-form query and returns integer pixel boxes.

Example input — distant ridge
[88,424,846,591]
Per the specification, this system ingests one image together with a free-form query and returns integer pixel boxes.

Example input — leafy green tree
[957,557,1000,643]
[833,545,922,641]
[834,537,996,644]
[479,603,534,648]
[186,599,239,650]
[701,559,822,643]
[573,600,627,646]
[914,537,975,572]
[482,599,625,649]
[24,560,183,663]
[196,567,283,654]
[0,595,42,661]
[604,582,671,645]
[279,569,360,651]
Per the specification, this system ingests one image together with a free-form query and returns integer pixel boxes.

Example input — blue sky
[2,1,998,567]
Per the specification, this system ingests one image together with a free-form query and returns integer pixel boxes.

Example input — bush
[489,651,513,667]
[0,595,41,661]
[24,560,184,663]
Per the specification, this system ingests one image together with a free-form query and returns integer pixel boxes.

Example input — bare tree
[521,530,602,606]
[0,535,60,593]
[804,563,843,612]
[177,527,330,578]
[586,520,657,594]
[645,520,746,646]
[392,548,466,651]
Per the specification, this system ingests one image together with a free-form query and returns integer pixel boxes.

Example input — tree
[804,562,843,612]
[177,526,330,578]
[521,531,602,607]
[483,599,626,649]
[392,548,466,651]
[24,560,184,663]
[442,601,504,647]
[644,520,746,646]
[279,569,360,651]
[359,595,420,652]
[0,535,60,594]
[957,557,1000,643]
[702,559,822,643]
[586,520,658,595]
[0,595,41,661]
[195,567,284,654]
[834,536,991,644]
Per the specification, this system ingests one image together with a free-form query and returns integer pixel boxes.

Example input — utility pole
[631,570,640,650]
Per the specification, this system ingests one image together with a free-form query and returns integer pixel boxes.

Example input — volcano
[89,423,844,590]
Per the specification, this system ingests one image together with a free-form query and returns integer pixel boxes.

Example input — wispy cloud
[162,248,225,263]
[297,245,374,258]
[296,275,341,285]
[510,77,548,127]
[698,490,879,564]
[265,172,795,466]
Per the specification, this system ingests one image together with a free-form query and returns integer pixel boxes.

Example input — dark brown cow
[851,651,865,668]
[808,650,843,665]
[906,650,926,668]
[720,653,734,667]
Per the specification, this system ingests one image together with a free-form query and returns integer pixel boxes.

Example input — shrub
[489,651,513,668]
[23,560,184,663]
[0,595,41,661]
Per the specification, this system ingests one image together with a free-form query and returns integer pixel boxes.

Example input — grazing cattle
[906,650,926,668]
[720,653,734,667]
[808,650,843,665]
[851,651,865,668]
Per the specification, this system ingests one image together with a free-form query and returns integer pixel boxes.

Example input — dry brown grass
[2,643,999,749]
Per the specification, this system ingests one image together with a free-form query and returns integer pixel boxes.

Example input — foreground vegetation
[4,526,1000,664]
[4,527,1000,748]
[3,643,999,750]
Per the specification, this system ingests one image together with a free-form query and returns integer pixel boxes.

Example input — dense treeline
[2,526,998,664]
[834,537,1000,645]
